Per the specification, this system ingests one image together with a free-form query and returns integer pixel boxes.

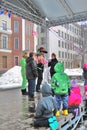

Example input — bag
[48,116,58,130]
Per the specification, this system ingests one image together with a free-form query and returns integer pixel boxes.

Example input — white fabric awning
[0,0,87,27]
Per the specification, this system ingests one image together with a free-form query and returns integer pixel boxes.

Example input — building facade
[0,14,35,73]
[37,23,82,68]
[11,15,22,66]
[0,14,12,73]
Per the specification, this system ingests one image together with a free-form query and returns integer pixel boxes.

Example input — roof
[0,0,87,27]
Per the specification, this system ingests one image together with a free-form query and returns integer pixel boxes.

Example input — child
[51,62,71,116]
[33,82,58,129]
[68,80,82,116]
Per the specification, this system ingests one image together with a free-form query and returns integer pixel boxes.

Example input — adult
[48,53,58,78]
[83,63,87,85]
[36,47,48,92]
[26,52,38,101]
[20,51,28,95]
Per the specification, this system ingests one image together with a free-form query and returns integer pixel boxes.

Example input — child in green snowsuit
[51,62,71,116]
[20,51,28,95]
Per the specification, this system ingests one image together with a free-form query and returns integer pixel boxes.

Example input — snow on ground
[0,66,22,89]
[65,68,83,76]
[0,66,84,89]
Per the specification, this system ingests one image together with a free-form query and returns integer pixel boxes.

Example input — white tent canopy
[0,0,87,27]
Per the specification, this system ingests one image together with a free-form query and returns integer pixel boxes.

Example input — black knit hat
[29,52,34,57]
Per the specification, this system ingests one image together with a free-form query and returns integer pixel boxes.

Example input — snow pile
[0,66,22,89]
[65,68,83,76]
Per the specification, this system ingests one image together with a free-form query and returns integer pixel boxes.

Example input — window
[59,51,61,58]
[65,52,67,58]
[14,38,19,49]
[41,37,45,44]
[62,52,64,58]
[26,24,30,35]
[2,20,7,30]
[41,27,45,33]
[62,41,64,48]
[14,56,19,65]
[62,32,63,38]
[58,30,60,36]
[14,21,19,33]
[2,35,8,49]
[2,56,7,68]
[25,39,30,50]
[65,42,67,48]
[58,40,60,47]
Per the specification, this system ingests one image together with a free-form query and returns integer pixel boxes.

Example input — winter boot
[21,89,28,95]
[62,110,68,116]
[55,111,60,117]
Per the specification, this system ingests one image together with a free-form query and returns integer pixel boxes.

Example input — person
[33,82,58,129]
[36,47,48,92]
[51,62,71,116]
[83,63,87,85]
[48,53,58,78]
[83,64,87,107]
[26,52,38,101]
[20,51,28,95]
[68,80,82,116]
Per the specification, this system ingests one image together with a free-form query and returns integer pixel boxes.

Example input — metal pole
[81,24,85,68]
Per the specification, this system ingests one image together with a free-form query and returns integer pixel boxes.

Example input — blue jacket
[35,83,57,118]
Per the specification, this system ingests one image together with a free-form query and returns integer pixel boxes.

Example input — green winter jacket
[51,62,70,95]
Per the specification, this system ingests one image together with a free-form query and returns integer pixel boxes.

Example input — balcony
[0,26,12,34]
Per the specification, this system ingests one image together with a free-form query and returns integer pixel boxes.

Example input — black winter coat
[48,58,58,77]
[83,68,87,79]
[26,57,38,80]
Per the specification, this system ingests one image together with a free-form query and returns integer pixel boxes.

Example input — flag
[7,11,11,18]
[32,30,37,36]
[0,10,4,15]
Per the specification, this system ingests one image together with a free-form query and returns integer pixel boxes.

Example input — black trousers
[34,117,49,127]
[36,70,43,92]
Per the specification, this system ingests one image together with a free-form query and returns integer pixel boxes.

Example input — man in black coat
[26,52,38,101]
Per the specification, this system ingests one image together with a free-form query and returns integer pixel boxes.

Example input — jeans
[28,79,36,98]
[55,94,68,110]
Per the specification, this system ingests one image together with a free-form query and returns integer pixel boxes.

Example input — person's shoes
[30,122,34,127]
[21,89,28,95]
[62,110,68,116]
[36,90,40,93]
[29,97,34,101]
[56,111,60,117]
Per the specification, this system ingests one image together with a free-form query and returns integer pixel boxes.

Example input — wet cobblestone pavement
[0,88,46,130]
[0,84,87,130]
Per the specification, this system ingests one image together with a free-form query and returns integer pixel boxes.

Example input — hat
[29,52,34,57]
[83,63,87,69]
[37,47,48,55]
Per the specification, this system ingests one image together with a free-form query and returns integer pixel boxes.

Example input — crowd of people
[20,47,83,130]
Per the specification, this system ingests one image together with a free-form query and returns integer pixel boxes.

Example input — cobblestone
[0,89,45,130]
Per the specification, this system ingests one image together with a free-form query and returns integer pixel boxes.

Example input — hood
[41,83,52,97]
[26,57,33,63]
[54,62,64,73]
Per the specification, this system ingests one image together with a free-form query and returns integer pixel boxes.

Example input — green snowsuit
[20,57,27,90]
[51,62,71,110]
[51,62,70,95]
